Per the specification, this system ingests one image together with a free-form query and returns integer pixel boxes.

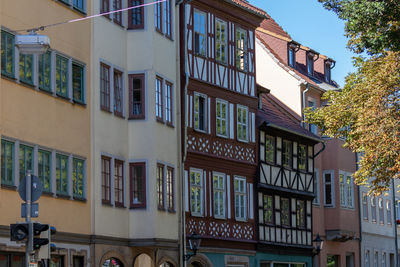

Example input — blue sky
[249,0,356,87]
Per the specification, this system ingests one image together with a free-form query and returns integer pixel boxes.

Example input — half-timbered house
[256,93,321,267]
[179,0,266,266]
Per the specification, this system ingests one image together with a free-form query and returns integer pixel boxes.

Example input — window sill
[235,218,248,223]
[73,196,86,202]
[58,0,71,7]
[73,99,86,106]
[130,205,146,209]
[156,117,164,124]
[166,122,174,128]
[190,213,204,218]
[101,107,112,113]
[114,202,125,208]
[194,53,207,59]
[56,193,71,199]
[42,191,54,196]
[114,112,125,119]
[19,80,35,88]
[168,209,176,213]
[155,28,163,35]
[102,200,113,206]
[1,183,17,190]
[193,128,207,134]
[113,20,124,29]
[128,115,145,120]
[72,6,87,15]
[213,215,226,220]
[127,25,145,30]
[56,93,71,101]
[158,206,166,211]
[1,72,16,80]
[39,87,53,95]
[165,34,173,41]
[216,133,229,139]
[237,138,249,144]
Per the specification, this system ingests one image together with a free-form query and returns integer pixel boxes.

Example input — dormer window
[325,59,335,83]
[288,41,299,68]
[307,53,314,76]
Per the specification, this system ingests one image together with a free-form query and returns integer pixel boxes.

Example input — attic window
[288,47,295,67]
[325,62,331,83]
[288,42,298,68]
[307,53,314,76]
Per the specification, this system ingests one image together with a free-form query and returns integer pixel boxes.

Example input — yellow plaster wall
[0,0,91,235]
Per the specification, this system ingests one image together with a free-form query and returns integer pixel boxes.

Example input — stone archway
[99,250,128,267]
[188,254,213,267]
[102,258,124,267]
[133,253,154,267]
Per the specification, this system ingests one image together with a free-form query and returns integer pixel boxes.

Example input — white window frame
[213,172,226,219]
[323,170,335,207]
[215,99,228,138]
[193,9,207,57]
[234,176,247,221]
[237,105,248,142]
[164,80,173,125]
[193,92,207,132]
[313,169,320,205]
[386,199,392,225]
[371,196,377,223]
[215,19,227,64]
[339,170,354,209]
[362,192,369,221]
[189,168,203,216]
[235,27,247,71]
[378,197,384,224]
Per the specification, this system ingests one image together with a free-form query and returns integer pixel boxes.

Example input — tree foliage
[305,51,400,193]
[318,0,400,55]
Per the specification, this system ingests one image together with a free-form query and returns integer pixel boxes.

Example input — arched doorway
[102,258,123,267]
[159,262,174,267]
[133,254,154,267]
[188,262,203,267]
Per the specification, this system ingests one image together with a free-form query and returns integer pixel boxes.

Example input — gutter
[392,178,399,267]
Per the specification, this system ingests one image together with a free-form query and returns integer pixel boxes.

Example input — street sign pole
[25,170,32,267]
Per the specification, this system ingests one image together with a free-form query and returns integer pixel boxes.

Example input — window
[113,0,122,25]
[236,28,247,71]
[101,0,110,17]
[157,164,165,209]
[327,255,338,267]
[371,196,377,222]
[155,77,163,121]
[19,54,34,86]
[281,197,290,226]
[56,55,69,98]
[216,99,228,137]
[396,200,400,221]
[1,140,14,186]
[325,62,331,83]
[155,1,162,32]
[129,74,145,119]
[374,252,378,267]
[213,173,225,218]
[128,0,144,29]
[113,70,123,116]
[130,162,146,208]
[365,250,370,267]
[38,51,51,91]
[100,63,110,111]
[264,135,275,163]
[73,256,84,267]
[38,150,51,192]
[237,105,248,142]
[339,172,354,208]
[313,170,320,205]
[56,154,68,195]
[166,167,174,211]
[387,200,392,225]
[1,31,15,77]
[215,19,227,63]
[0,253,25,267]
[114,159,124,206]
[165,0,172,38]
[190,169,203,216]
[165,81,173,125]
[324,171,333,206]
[194,93,207,132]
[263,194,273,224]
[362,193,368,220]
[298,144,307,170]
[282,140,292,168]
[72,62,84,103]
[379,198,384,224]
[72,158,84,198]
[288,47,295,67]
[307,54,314,76]
[73,0,85,11]
[296,200,306,228]
[234,176,247,220]
[382,252,386,267]
[101,156,111,204]
[194,10,206,56]
[19,145,33,182]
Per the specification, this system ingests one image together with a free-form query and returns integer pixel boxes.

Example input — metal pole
[25,170,32,267]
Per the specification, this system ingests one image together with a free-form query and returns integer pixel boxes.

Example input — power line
[16,0,166,33]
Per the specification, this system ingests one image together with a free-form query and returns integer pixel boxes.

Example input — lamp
[184,232,202,261]
[313,233,323,255]
[15,31,50,55]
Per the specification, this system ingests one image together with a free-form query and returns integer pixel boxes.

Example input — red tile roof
[259,17,291,39]
[227,0,268,17]
[258,93,321,142]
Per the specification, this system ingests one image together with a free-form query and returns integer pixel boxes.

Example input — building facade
[1,0,92,266]
[91,0,181,266]
[255,16,361,267]
[255,93,321,267]
[179,0,265,266]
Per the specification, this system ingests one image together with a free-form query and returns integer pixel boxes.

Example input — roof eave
[222,0,268,18]
[264,122,322,143]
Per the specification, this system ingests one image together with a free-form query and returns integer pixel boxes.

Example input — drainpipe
[176,0,191,266]
[392,178,399,267]
[302,84,310,127]
[355,153,362,267]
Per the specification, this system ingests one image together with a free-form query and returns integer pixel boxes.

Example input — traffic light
[36,225,56,260]
[10,223,30,241]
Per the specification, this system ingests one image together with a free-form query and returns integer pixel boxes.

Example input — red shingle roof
[228,0,268,17]
[259,17,291,39]
[258,94,321,142]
